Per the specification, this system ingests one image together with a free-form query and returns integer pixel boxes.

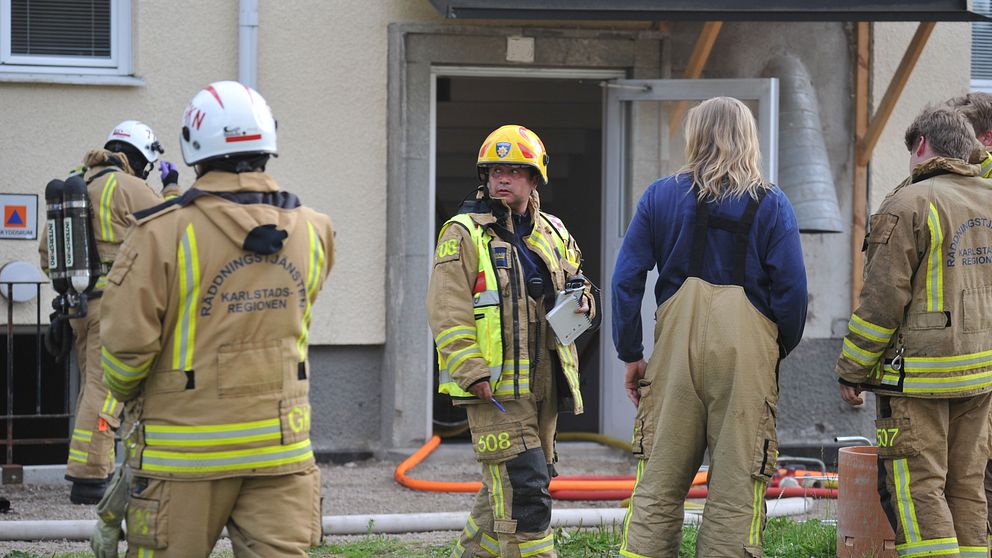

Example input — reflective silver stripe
[960,547,987,558]
[102,348,150,379]
[142,441,313,473]
[480,534,499,556]
[926,203,943,312]
[144,423,281,445]
[848,315,895,343]
[896,538,959,557]
[474,290,499,307]
[902,372,992,392]
[172,224,200,371]
[435,326,476,348]
[520,533,555,557]
[904,351,992,372]
[448,345,484,373]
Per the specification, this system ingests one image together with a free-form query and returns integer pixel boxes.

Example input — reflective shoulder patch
[868,213,899,244]
[434,237,461,264]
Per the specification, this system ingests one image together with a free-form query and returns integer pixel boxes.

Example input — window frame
[0,0,131,76]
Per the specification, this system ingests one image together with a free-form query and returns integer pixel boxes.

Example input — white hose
[0,499,812,541]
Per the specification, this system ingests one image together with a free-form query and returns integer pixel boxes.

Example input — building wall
[870,22,971,211]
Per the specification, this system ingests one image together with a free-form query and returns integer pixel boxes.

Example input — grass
[2,518,837,558]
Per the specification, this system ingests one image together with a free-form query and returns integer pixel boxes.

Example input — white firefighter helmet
[105,120,162,164]
[180,81,277,166]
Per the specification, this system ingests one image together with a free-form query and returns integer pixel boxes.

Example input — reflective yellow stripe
[68,448,88,463]
[102,348,153,396]
[141,439,313,473]
[519,533,555,557]
[621,459,646,555]
[525,232,558,272]
[893,458,921,543]
[749,478,765,545]
[95,275,108,289]
[842,338,884,367]
[488,463,505,520]
[137,547,154,558]
[903,349,992,373]
[901,370,992,393]
[99,174,118,242]
[144,418,282,447]
[981,153,992,178]
[926,203,944,312]
[959,546,987,558]
[452,541,466,557]
[480,533,499,556]
[101,391,120,416]
[72,428,93,443]
[171,224,200,372]
[463,515,479,538]
[896,537,959,556]
[435,325,476,349]
[447,346,484,375]
[848,314,896,343]
[297,221,325,361]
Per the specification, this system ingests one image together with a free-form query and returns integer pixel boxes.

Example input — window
[973,0,992,92]
[1,0,131,76]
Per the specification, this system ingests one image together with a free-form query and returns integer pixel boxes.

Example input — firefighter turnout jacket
[39,149,180,289]
[100,171,334,481]
[427,194,594,414]
[837,157,992,397]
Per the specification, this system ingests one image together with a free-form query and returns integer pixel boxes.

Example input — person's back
[612,96,807,558]
[99,81,333,558]
[836,106,992,558]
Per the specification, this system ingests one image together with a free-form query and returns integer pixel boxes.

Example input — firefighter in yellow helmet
[837,105,992,557]
[38,121,181,505]
[99,81,334,557]
[427,125,598,558]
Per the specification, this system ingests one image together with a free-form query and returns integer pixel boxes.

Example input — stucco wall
[869,22,971,211]
[0,0,445,344]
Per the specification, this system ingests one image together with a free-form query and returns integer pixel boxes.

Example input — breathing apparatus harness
[44,173,108,361]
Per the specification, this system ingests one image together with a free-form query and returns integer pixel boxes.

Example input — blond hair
[679,96,769,201]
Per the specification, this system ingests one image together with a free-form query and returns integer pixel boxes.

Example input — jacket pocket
[631,380,655,458]
[874,417,919,459]
[217,339,284,398]
[106,245,138,286]
[751,399,778,480]
[868,213,899,244]
[962,286,992,333]
[143,370,190,395]
[280,397,312,445]
[906,311,950,330]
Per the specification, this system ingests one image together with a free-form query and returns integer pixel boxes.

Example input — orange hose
[395,435,706,494]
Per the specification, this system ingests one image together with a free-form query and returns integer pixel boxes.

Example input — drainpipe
[239,0,259,89]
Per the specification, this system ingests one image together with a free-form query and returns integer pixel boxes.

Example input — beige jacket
[39,150,179,287]
[427,191,594,414]
[100,171,334,480]
[837,157,992,398]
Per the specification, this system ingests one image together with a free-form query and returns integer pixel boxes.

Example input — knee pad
[505,448,552,532]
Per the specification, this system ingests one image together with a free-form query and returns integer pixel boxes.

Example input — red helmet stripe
[206,85,225,108]
[225,134,263,143]
[479,142,491,159]
[517,142,535,160]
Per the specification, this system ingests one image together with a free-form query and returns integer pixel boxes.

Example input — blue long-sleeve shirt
[611,174,808,362]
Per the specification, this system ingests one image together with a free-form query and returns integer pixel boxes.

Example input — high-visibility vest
[435,212,584,413]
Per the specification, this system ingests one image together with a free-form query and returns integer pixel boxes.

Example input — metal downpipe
[762,54,844,233]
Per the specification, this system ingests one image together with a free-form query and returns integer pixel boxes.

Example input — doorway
[432,74,605,433]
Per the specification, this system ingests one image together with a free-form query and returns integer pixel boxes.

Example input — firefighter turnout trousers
[620,278,780,558]
[452,341,558,558]
[876,394,991,558]
[125,464,322,558]
[67,297,121,481]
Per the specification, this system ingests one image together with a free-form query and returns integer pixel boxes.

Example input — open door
[600,78,779,440]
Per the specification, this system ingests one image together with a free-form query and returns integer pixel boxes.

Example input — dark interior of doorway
[432,76,603,436]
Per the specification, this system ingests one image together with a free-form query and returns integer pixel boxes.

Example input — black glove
[159,161,179,186]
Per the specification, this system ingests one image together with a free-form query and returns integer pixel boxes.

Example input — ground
[0,441,656,556]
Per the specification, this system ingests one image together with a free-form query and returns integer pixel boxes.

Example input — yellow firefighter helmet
[476,125,549,185]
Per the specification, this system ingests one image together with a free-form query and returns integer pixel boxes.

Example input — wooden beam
[857,21,935,166]
[668,21,723,139]
[851,22,870,311]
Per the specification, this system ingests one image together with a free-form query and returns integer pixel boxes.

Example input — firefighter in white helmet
[99,81,333,557]
[427,125,597,558]
[39,120,181,505]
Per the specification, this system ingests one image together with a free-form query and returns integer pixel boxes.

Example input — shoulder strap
[688,189,768,285]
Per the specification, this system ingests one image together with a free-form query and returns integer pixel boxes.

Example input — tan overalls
[620,192,781,558]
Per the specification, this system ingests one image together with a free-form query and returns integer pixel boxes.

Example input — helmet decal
[479,142,491,159]
[495,142,511,158]
[517,142,535,160]
[206,85,225,108]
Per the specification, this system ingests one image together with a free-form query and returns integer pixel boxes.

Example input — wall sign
[0,194,38,240]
